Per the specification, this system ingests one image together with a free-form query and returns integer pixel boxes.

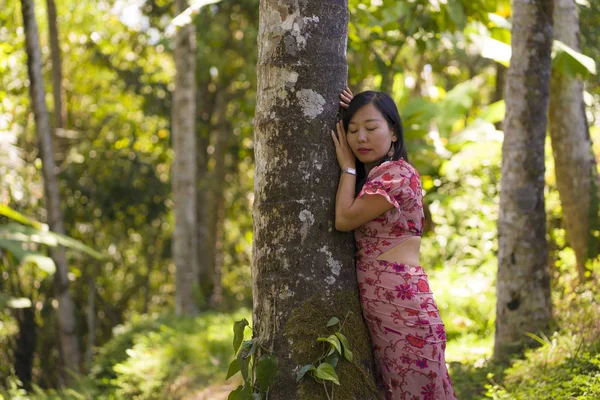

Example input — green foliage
[295,315,355,399]
[226,318,278,399]
[87,309,251,399]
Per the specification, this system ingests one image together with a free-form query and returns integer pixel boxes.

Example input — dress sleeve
[357,161,410,211]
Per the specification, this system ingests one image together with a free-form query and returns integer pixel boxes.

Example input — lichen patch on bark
[296,89,325,119]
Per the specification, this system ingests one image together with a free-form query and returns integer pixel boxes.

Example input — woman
[331,88,456,400]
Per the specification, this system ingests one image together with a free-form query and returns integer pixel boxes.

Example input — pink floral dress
[355,160,456,400]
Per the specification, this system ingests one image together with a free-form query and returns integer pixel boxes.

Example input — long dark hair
[342,91,408,195]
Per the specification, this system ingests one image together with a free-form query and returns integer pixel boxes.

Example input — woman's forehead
[349,104,385,124]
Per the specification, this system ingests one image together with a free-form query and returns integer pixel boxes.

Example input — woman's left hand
[331,120,356,170]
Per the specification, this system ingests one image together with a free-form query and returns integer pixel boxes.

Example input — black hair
[342,91,408,195]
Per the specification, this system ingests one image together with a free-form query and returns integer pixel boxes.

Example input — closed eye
[348,130,358,134]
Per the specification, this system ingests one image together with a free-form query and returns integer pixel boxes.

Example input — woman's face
[346,103,397,165]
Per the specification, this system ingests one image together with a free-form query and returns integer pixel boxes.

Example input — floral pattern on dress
[354,160,456,400]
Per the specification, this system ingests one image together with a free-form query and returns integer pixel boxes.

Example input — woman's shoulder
[368,158,416,178]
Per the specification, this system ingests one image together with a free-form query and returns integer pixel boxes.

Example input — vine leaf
[256,354,278,392]
[324,352,339,368]
[317,335,342,356]
[296,364,316,382]
[233,319,249,353]
[326,317,340,327]
[226,358,240,380]
[314,362,340,385]
[335,332,354,362]
[237,347,250,382]
[228,385,243,400]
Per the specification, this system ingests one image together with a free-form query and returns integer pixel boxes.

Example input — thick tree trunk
[494,0,554,359]
[172,0,199,315]
[46,0,66,129]
[20,0,81,382]
[253,1,380,398]
[548,0,597,282]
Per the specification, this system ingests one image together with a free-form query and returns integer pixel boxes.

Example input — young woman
[331,88,456,400]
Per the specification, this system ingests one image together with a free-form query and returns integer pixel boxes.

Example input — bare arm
[331,117,393,231]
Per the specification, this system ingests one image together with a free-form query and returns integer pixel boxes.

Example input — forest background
[1,0,600,398]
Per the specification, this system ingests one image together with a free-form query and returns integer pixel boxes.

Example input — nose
[357,129,368,143]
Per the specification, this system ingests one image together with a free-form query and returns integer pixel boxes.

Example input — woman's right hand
[339,87,353,109]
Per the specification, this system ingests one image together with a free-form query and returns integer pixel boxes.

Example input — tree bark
[493,63,506,130]
[207,92,229,309]
[14,307,36,391]
[253,1,380,398]
[172,0,199,315]
[46,0,67,129]
[548,0,597,282]
[494,0,554,359]
[20,0,81,382]
[197,84,213,303]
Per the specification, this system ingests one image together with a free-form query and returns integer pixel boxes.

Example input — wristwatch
[341,167,357,176]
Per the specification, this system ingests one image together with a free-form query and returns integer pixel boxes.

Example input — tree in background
[46,0,66,130]
[172,0,199,315]
[495,0,554,358]
[253,0,380,397]
[19,0,81,384]
[548,0,599,282]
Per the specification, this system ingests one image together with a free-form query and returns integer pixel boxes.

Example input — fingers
[336,120,346,145]
[339,87,354,109]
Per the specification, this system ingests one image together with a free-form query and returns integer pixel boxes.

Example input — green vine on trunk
[226,319,278,400]
[226,314,354,400]
[295,313,354,400]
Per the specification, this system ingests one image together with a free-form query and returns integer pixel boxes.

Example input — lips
[358,148,371,154]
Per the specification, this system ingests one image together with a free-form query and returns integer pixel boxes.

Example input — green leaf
[0,238,56,274]
[248,339,258,358]
[0,223,104,259]
[326,317,340,327]
[22,254,56,274]
[256,354,278,392]
[552,40,597,77]
[314,363,340,385]
[228,385,243,400]
[233,319,249,353]
[0,205,43,228]
[317,335,342,356]
[324,352,339,369]
[237,385,252,400]
[237,349,250,382]
[226,358,240,380]
[296,364,316,382]
[335,332,353,362]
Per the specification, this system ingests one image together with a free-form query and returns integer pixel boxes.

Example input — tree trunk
[253,1,380,398]
[20,0,81,382]
[85,264,96,370]
[494,0,554,359]
[207,92,229,309]
[172,0,199,315]
[46,0,66,129]
[548,0,597,282]
[197,85,212,303]
[493,63,506,130]
[14,307,36,391]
